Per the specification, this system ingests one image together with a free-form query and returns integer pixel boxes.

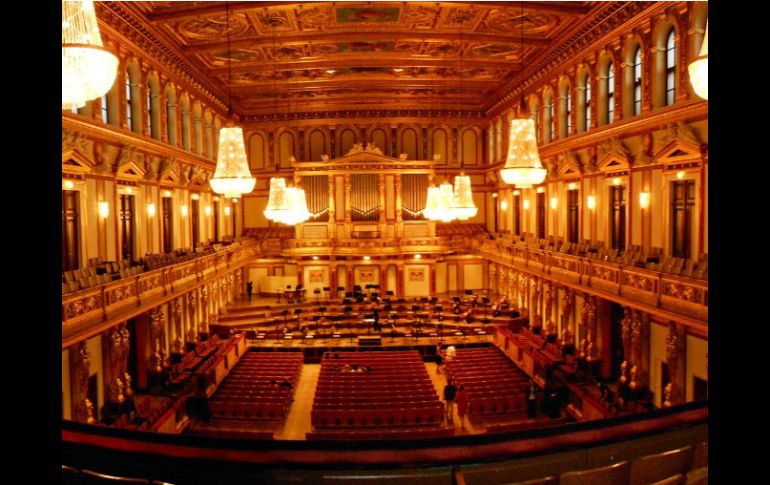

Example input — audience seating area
[503,234,708,280]
[242,227,296,240]
[310,351,444,436]
[446,346,530,420]
[167,336,223,386]
[436,223,487,237]
[62,258,144,294]
[509,327,564,366]
[110,396,175,433]
[208,351,303,422]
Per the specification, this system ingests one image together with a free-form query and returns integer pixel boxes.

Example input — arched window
[584,75,591,130]
[165,85,177,146]
[665,29,676,106]
[146,90,152,135]
[633,47,642,116]
[180,95,190,151]
[607,62,615,123]
[565,90,572,135]
[125,71,133,129]
[101,94,109,124]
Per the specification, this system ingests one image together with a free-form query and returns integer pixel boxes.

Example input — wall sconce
[125,187,133,195]
[204,206,212,216]
[568,182,576,191]
[414,254,422,260]
[612,177,621,185]
[676,171,685,180]
[491,193,498,199]
[191,193,199,200]
[587,195,596,210]
[550,197,558,209]
[63,180,74,190]
[536,187,545,193]
[523,199,530,210]
[500,200,508,211]
[312,256,319,261]
[98,201,109,219]
[224,206,231,216]
[639,192,650,209]
[163,190,172,198]
[180,205,189,217]
[213,196,219,202]
[512,190,520,196]
[147,202,156,217]
[363,256,370,261]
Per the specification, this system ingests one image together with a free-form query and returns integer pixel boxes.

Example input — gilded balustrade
[481,239,707,325]
[62,241,260,345]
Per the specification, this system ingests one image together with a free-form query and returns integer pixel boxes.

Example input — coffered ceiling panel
[118,1,598,115]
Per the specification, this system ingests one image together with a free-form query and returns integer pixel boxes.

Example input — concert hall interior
[61,1,709,484]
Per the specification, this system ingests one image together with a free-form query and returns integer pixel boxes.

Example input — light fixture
[125,187,133,195]
[639,192,650,209]
[522,199,530,210]
[62,0,118,110]
[363,256,371,261]
[688,21,708,100]
[147,202,156,217]
[393,68,404,73]
[414,254,422,259]
[191,193,199,200]
[210,3,256,199]
[499,2,547,188]
[312,256,319,261]
[500,200,508,211]
[180,204,188,217]
[587,195,596,210]
[98,201,109,219]
[213,196,219,202]
[63,180,74,190]
[325,69,336,74]
[163,190,172,198]
[676,171,685,180]
[450,14,478,221]
[205,206,212,216]
[264,177,287,222]
[536,187,545,193]
[224,206,231,216]
[568,183,577,191]
[491,192,498,198]
[550,197,558,209]
[424,62,457,223]
[513,190,520,196]
[275,186,311,225]
[612,177,621,185]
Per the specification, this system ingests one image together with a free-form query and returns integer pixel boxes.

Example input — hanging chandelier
[449,12,477,221]
[500,118,547,188]
[499,2,547,189]
[62,0,119,110]
[263,177,287,221]
[210,3,256,199]
[425,183,457,223]
[688,21,708,100]
[276,186,311,225]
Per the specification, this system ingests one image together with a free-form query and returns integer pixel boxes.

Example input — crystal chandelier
[209,3,256,199]
[688,21,708,100]
[276,187,311,225]
[263,177,287,221]
[449,13,477,221]
[500,118,547,188]
[425,183,457,223]
[62,0,118,110]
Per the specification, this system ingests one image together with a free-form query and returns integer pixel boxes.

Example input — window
[665,29,676,106]
[584,76,591,130]
[610,185,626,251]
[166,89,177,146]
[119,193,135,262]
[567,189,579,243]
[549,102,555,143]
[162,197,173,253]
[533,108,540,144]
[125,71,133,130]
[565,90,572,136]
[146,90,153,135]
[671,180,695,259]
[607,62,614,123]
[191,198,200,249]
[213,199,220,242]
[62,190,80,273]
[513,193,521,236]
[101,94,109,124]
[633,47,642,116]
[536,192,546,239]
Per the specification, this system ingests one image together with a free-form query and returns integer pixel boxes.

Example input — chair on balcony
[629,445,693,485]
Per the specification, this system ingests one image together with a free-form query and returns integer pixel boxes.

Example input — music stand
[344,305,353,343]
[314,287,321,303]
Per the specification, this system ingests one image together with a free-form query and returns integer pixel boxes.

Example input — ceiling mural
[127,1,596,114]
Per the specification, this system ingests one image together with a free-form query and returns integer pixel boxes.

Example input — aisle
[423,361,484,435]
[274,364,320,440]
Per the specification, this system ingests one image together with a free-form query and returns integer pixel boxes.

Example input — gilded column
[328,176,336,239]
[172,298,184,355]
[120,324,133,397]
[107,326,125,404]
[642,29,653,114]
[344,174,352,225]
[330,265,338,298]
[629,310,645,391]
[71,341,95,424]
[586,296,598,362]
[149,307,165,374]
[395,174,403,238]
[186,291,197,344]
[620,306,633,385]
[200,284,210,333]
[544,281,554,335]
[665,322,684,406]
[560,288,574,347]
[531,278,542,332]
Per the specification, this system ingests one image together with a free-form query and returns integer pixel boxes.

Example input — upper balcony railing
[481,239,707,326]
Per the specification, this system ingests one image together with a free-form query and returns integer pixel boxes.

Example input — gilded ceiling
[121,1,596,115]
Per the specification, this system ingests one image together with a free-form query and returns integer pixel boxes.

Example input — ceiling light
[363,256,370,261]
[689,21,708,100]
[62,0,118,109]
